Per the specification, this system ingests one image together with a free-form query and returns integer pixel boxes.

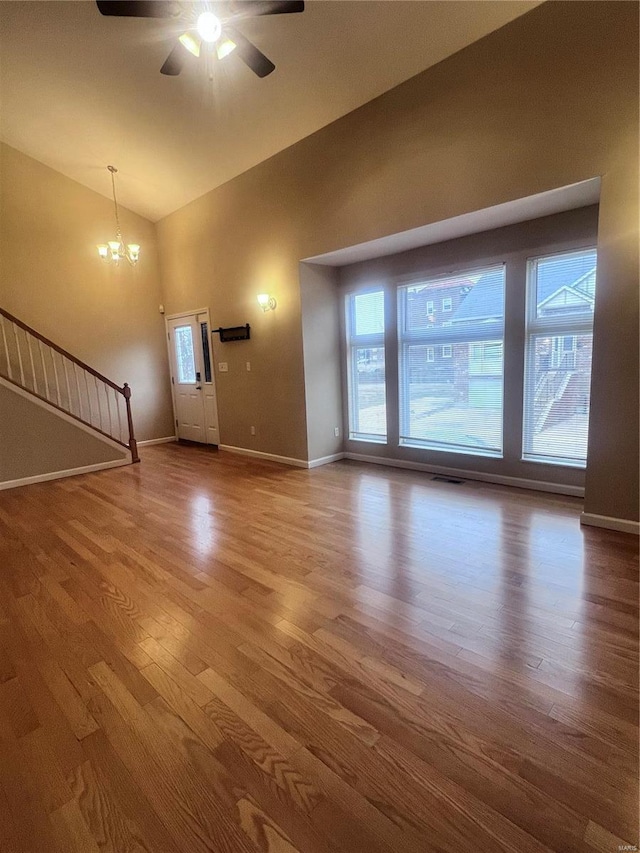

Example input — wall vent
[431,476,465,485]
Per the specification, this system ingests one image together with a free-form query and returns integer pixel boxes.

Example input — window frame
[522,247,597,467]
[442,344,452,359]
[442,297,452,312]
[397,263,506,458]
[345,289,387,444]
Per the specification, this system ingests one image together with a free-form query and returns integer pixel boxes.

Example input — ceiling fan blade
[160,42,187,75]
[227,1,304,17]
[96,1,180,17]
[226,27,275,77]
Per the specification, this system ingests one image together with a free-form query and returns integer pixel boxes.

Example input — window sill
[348,435,387,445]
[521,454,586,469]
[399,439,503,459]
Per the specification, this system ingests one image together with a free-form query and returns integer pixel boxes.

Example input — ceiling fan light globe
[216,37,236,60]
[179,32,201,57]
[197,12,221,43]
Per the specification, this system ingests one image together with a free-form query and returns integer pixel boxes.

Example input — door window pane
[200,322,212,383]
[174,325,196,383]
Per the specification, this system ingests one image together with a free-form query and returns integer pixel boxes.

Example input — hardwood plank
[0,443,636,853]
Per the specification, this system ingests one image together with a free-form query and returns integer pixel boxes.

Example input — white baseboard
[138,436,177,447]
[344,452,584,497]
[580,513,640,535]
[308,452,346,469]
[219,444,308,468]
[0,457,131,491]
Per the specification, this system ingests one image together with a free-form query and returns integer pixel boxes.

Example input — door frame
[165,308,219,443]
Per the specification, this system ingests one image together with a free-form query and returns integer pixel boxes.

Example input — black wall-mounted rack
[212,324,250,342]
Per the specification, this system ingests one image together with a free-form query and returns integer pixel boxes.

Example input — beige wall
[157,1,637,520]
[0,144,174,441]
[0,381,126,482]
[300,263,343,462]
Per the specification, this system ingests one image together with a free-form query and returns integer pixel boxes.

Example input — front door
[167,313,219,444]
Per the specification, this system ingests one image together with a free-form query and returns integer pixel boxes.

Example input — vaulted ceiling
[0,1,541,221]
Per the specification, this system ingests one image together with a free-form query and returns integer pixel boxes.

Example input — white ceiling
[0,1,542,222]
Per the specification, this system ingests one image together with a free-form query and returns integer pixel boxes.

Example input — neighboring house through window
[522,248,596,466]
[345,290,386,442]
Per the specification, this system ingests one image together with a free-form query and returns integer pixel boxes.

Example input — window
[426,300,434,315]
[523,248,596,466]
[442,297,452,312]
[345,291,386,442]
[426,347,435,362]
[200,322,212,383]
[398,266,505,456]
[174,325,196,383]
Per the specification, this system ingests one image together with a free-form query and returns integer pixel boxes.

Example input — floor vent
[431,475,465,485]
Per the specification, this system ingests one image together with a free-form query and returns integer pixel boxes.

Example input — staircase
[0,307,139,464]
[533,352,574,433]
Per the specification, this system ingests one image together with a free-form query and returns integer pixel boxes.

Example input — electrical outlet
[218,362,228,372]
[246,361,251,371]
[250,426,256,436]
[334,427,340,437]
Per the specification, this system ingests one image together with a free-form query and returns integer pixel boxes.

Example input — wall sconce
[257,293,277,312]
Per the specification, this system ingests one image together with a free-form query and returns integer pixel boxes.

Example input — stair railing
[0,307,139,463]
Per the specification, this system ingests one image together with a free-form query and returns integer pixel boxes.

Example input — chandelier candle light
[97,165,140,266]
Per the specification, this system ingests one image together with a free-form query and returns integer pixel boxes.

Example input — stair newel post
[123,383,140,463]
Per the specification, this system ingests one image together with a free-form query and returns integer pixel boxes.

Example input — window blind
[397,265,505,456]
[345,291,386,441]
[522,248,597,466]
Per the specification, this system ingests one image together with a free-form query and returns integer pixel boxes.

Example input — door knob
[195,384,202,390]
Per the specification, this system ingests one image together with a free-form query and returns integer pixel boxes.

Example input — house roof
[452,252,597,323]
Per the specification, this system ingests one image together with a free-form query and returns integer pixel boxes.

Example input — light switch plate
[218,362,228,372]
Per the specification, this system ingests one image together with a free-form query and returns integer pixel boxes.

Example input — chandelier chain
[97,165,140,266]
[108,165,122,238]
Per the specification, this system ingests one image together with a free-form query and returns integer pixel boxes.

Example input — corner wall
[300,263,343,463]
[0,144,174,441]
[156,2,638,522]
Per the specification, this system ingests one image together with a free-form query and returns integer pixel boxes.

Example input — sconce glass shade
[127,244,141,263]
[257,293,277,312]
[97,244,109,259]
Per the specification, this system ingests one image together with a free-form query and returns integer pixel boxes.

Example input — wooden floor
[0,444,637,853]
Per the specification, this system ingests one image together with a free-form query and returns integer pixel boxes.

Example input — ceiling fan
[96,1,304,78]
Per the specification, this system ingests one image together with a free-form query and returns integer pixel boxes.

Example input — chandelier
[97,165,140,266]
